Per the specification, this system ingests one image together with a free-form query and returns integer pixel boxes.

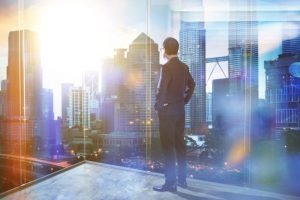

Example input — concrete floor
[1,162,299,200]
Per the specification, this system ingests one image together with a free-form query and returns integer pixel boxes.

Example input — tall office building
[69,87,91,129]
[212,78,230,134]
[125,33,160,135]
[206,92,212,125]
[6,30,42,120]
[0,80,7,117]
[180,5,206,134]
[0,90,5,117]
[42,89,54,120]
[228,0,258,100]
[83,71,100,119]
[5,30,43,152]
[282,22,300,55]
[101,33,160,136]
[101,50,127,133]
[61,83,74,127]
[212,77,245,135]
[1,80,7,91]
[41,89,55,148]
[228,0,258,142]
[265,54,300,130]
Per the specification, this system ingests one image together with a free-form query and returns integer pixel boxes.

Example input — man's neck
[166,55,177,61]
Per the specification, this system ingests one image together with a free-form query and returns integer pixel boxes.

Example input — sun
[31,0,140,117]
[39,1,114,85]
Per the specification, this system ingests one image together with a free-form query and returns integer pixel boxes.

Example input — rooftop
[1,162,299,200]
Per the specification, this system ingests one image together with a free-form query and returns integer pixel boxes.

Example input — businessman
[153,37,195,192]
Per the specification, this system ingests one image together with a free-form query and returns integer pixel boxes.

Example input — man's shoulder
[164,58,189,69]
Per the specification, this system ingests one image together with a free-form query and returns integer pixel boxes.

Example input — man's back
[155,57,195,113]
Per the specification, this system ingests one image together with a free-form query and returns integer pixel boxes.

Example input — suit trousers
[158,105,186,185]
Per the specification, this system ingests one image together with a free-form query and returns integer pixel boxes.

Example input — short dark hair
[163,37,179,55]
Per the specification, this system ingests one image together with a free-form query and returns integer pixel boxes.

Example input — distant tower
[69,87,90,129]
[6,30,42,120]
[42,89,54,120]
[282,22,300,55]
[0,80,6,117]
[206,92,212,125]
[125,33,160,135]
[212,78,230,133]
[265,54,300,130]
[83,71,100,119]
[61,83,74,127]
[179,0,206,134]
[0,90,5,117]
[5,30,43,152]
[41,89,55,148]
[228,0,258,144]
[228,0,259,100]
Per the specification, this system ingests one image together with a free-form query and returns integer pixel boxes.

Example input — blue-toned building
[265,53,300,130]
[228,0,259,141]
[282,22,300,55]
[41,89,55,148]
[61,83,74,127]
[83,71,100,120]
[180,18,206,134]
[228,0,259,101]
[206,92,212,126]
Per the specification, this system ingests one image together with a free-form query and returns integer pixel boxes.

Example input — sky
[0,0,300,117]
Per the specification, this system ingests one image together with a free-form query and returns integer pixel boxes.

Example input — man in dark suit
[153,37,195,192]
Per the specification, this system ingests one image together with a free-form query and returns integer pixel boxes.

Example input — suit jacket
[155,57,195,115]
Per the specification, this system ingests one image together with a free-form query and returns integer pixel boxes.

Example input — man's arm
[184,67,195,104]
[155,66,171,111]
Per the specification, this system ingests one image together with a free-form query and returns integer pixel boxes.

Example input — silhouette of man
[153,37,195,192]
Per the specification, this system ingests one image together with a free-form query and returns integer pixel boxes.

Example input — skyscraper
[6,30,42,120]
[1,80,7,91]
[101,33,160,137]
[41,89,55,148]
[0,90,5,117]
[228,0,258,141]
[83,71,100,119]
[61,83,74,127]
[206,92,212,125]
[0,80,7,117]
[125,33,160,135]
[212,77,245,135]
[212,78,230,133]
[179,5,206,134]
[228,0,258,100]
[265,54,300,130]
[42,89,54,120]
[69,87,90,129]
[5,30,43,152]
[282,22,300,55]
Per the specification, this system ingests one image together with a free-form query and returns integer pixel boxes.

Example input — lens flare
[226,138,250,166]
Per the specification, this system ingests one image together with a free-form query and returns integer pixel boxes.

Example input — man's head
[163,37,179,57]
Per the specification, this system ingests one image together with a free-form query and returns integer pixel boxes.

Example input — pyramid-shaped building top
[131,32,156,45]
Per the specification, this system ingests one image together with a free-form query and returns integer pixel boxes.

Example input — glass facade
[0,0,300,197]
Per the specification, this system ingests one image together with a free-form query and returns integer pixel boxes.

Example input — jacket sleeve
[184,67,195,104]
[155,66,171,111]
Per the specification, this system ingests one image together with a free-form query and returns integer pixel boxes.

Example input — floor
[1,162,299,200]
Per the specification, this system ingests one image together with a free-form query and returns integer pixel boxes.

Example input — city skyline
[1,0,300,118]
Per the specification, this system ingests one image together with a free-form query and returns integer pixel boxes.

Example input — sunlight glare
[39,1,111,84]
